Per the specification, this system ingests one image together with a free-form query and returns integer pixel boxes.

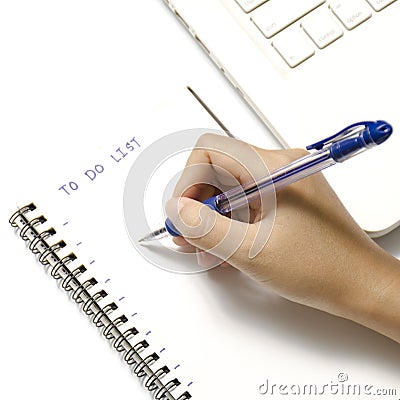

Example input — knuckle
[264,148,310,169]
[291,148,310,158]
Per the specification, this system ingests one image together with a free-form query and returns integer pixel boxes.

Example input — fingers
[165,197,248,263]
[166,135,310,269]
[173,134,272,202]
[172,236,188,246]
[173,233,228,268]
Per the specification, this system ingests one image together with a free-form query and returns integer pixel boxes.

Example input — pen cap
[330,121,392,163]
[367,120,393,145]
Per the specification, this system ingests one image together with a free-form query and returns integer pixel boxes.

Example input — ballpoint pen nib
[139,226,169,244]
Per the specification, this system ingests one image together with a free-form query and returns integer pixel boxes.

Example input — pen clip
[306,121,370,151]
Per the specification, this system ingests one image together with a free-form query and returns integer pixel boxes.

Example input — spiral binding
[9,203,192,400]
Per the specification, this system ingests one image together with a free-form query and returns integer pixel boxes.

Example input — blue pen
[139,120,392,243]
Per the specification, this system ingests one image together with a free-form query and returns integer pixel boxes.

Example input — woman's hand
[165,134,400,343]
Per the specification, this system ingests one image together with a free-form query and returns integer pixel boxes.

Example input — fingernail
[196,248,208,268]
[196,248,224,269]
[177,196,191,212]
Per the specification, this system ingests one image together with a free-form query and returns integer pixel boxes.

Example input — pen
[139,120,392,243]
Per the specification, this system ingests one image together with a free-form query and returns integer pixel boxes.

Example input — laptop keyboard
[235,0,397,67]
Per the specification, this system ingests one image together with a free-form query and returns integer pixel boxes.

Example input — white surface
[235,0,267,13]
[1,1,400,400]
[271,28,315,67]
[251,0,325,38]
[301,9,344,49]
[330,0,372,30]
[172,0,400,234]
[366,0,397,11]
[0,1,273,399]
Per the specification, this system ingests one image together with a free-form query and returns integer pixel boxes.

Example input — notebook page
[3,87,225,400]
[6,85,400,400]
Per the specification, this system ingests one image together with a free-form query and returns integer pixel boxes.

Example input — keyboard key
[272,29,315,67]
[251,0,325,39]
[365,0,397,11]
[329,0,372,30]
[234,0,268,13]
[301,9,343,49]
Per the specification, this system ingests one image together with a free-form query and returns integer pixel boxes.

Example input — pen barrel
[270,149,336,190]
[216,149,335,214]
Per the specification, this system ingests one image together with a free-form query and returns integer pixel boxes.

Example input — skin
[165,133,400,343]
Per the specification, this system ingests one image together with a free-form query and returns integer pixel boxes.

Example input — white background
[1,1,399,399]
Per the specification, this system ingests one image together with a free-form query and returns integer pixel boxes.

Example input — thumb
[165,197,247,260]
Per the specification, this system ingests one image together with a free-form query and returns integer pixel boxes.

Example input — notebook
[163,0,400,236]
[3,2,400,398]
[7,87,400,399]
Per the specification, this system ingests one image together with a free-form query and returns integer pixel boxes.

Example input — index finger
[173,133,271,204]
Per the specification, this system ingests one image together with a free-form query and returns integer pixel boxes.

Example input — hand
[165,133,400,343]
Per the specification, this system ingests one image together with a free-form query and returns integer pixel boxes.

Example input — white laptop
[162,0,400,237]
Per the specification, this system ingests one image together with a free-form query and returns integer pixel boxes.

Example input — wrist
[340,245,400,343]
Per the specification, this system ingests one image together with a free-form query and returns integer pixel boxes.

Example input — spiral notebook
[8,87,400,399]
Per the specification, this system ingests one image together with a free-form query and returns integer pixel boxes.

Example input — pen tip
[138,227,168,245]
[138,236,149,245]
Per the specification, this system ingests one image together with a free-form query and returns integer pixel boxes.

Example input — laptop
[162,0,400,237]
